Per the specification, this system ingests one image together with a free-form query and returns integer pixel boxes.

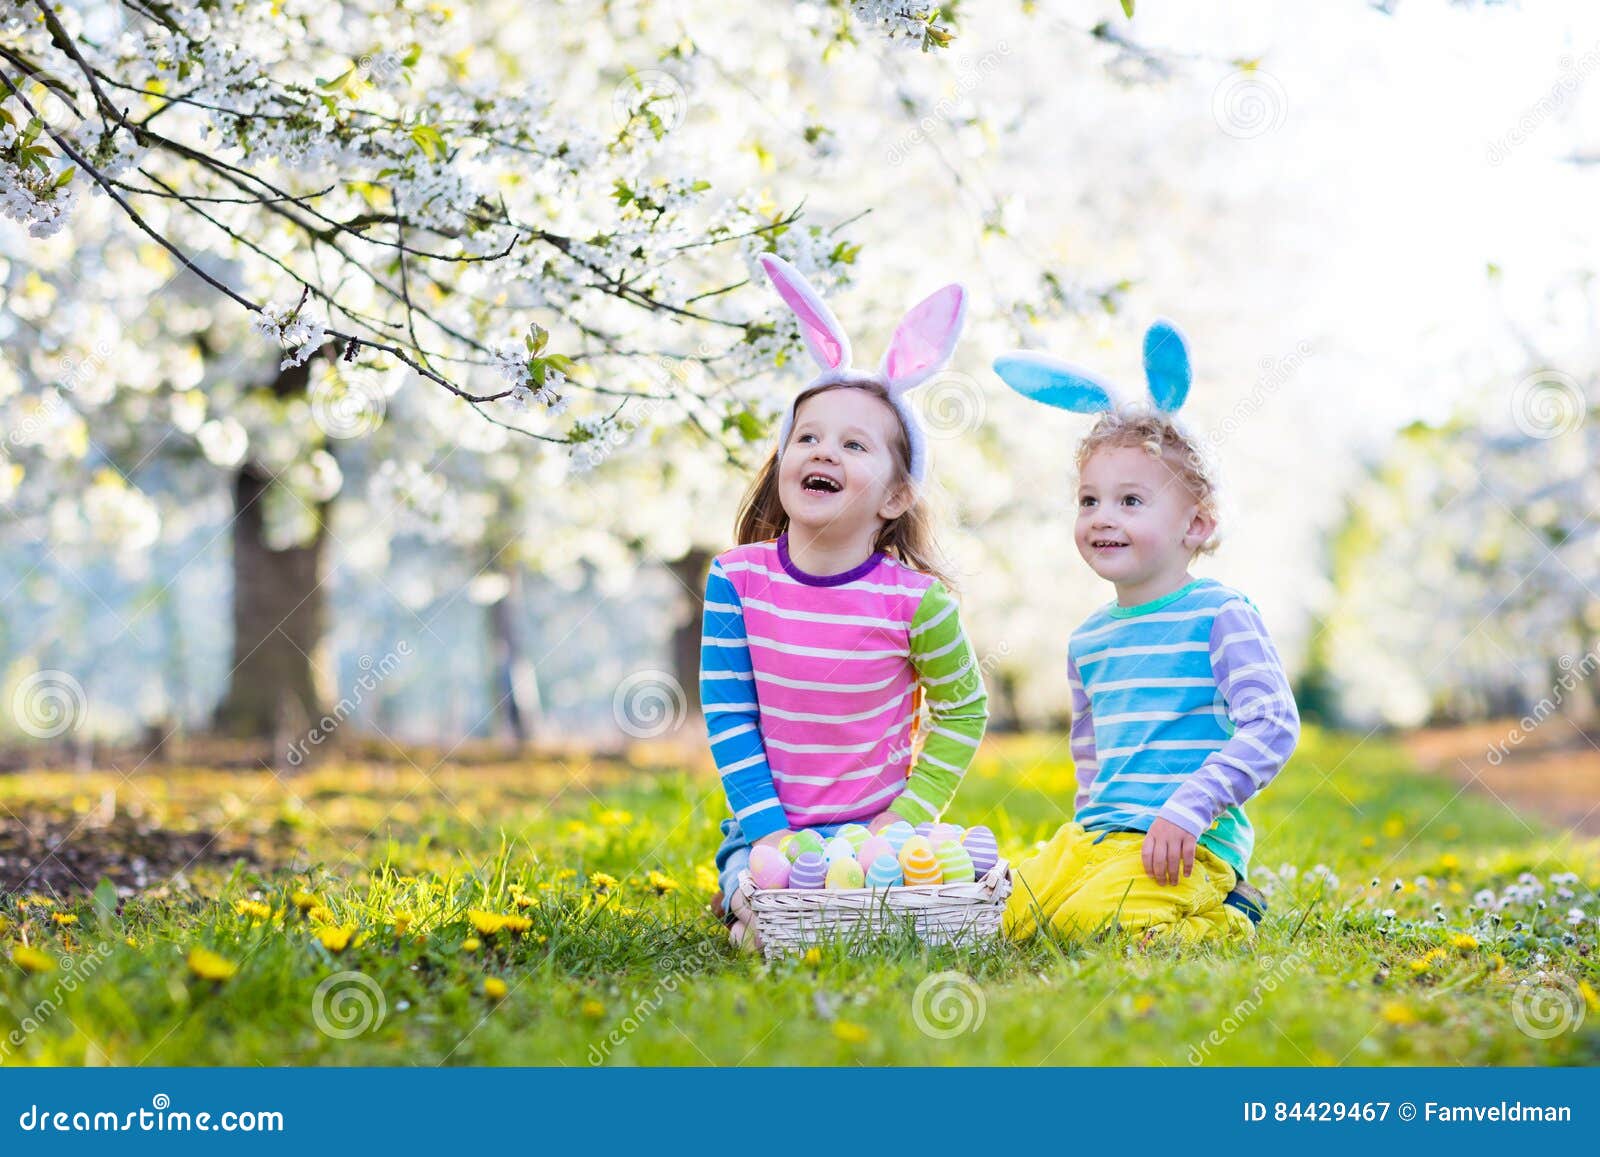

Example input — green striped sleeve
[892,581,989,825]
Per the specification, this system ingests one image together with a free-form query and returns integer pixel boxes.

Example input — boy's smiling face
[779,386,912,541]
[1075,444,1214,598]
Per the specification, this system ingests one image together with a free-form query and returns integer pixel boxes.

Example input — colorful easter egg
[857,836,894,872]
[962,825,999,875]
[837,823,871,852]
[935,840,975,883]
[865,853,904,888]
[826,858,865,889]
[788,851,827,890]
[928,822,964,846]
[823,836,857,865]
[777,833,794,858]
[899,836,942,885]
[881,820,915,854]
[914,822,935,840]
[748,845,791,891]
[785,829,825,862]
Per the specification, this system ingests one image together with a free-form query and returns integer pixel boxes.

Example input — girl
[704,255,989,950]
[991,322,1300,942]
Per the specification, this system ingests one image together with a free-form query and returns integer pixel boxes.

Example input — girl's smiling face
[779,385,912,540]
[1075,444,1214,593]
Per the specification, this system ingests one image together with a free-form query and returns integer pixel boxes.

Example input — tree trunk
[212,464,332,742]
[212,356,332,743]
[669,548,711,714]
[488,567,542,743]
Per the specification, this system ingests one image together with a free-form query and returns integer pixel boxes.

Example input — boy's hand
[1142,818,1196,886]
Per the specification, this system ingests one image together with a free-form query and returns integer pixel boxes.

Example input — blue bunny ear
[993,352,1117,414]
[1143,320,1191,412]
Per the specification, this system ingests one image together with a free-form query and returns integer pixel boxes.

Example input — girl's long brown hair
[733,381,955,589]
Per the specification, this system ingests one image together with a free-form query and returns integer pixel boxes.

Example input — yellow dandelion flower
[804,947,821,966]
[23,893,56,909]
[1438,853,1459,872]
[1360,835,1377,849]
[51,912,77,926]
[513,894,538,910]
[500,914,532,935]
[462,937,481,952]
[0,915,10,937]
[307,905,335,926]
[484,977,508,1000]
[581,999,605,1018]
[833,1020,870,1043]
[555,868,577,881]
[1381,818,1405,839]
[290,891,319,912]
[125,936,138,949]
[187,947,238,981]
[1380,1001,1417,1026]
[589,872,618,892]
[535,934,548,945]
[315,924,357,953]
[1451,934,1478,951]
[1132,994,1157,1016]
[234,900,273,921]
[1492,953,1507,970]
[391,912,415,935]
[1580,980,1599,1013]
[648,870,680,896]
[1425,947,1449,963]
[598,809,633,827]
[468,910,506,935]
[1408,958,1431,974]
[695,865,718,892]
[12,944,56,973]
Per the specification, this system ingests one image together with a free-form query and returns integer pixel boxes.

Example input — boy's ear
[1183,503,1217,552]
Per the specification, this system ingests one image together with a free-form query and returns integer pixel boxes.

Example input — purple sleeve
[1068,653,1098,815]
[1157,599,1300,837]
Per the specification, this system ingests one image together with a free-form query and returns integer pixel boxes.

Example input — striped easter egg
[748,845,791,890]
[881,821,915,854]
[788,851,827,890]
[865,853,903,888]
[826,858,865,889]
[837,823,871,852]
[962,825,999,876]
[927,822,964,846]
[913,822,935,840]
[935,840,975,883]
[786,830,825,862]
[899,836,942,886]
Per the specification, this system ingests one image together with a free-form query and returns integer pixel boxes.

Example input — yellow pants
[1003,823,1253,943]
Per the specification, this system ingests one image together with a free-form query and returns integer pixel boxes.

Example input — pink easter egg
[748,844,791,890]
[857,836,894,872]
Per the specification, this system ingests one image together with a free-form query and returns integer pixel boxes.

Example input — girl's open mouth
[802,473,843,494]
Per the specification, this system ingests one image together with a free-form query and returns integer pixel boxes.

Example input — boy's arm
[700,560,788,842]
[893,581,989,825]
[1068,653,1098,814]
[1157,598,1301,838]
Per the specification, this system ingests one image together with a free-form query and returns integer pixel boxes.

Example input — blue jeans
[714,816,849,923]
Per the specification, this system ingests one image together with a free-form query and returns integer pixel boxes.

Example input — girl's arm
[700,560,788,842]
[892,582,989,825]
[1067,653,1098,814]
[1156,598,1301,837]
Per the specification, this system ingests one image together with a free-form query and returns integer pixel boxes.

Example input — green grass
[2,727,1598,1065]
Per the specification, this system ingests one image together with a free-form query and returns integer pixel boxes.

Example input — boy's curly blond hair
[1074,408,1222,556]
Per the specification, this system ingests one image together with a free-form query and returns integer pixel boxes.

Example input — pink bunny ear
[758,254,851,372]
[881,284,966,393]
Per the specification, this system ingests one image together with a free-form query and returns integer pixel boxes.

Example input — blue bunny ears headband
[992,319,1192,417]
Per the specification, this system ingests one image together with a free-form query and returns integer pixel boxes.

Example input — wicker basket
[736,859,1011,960]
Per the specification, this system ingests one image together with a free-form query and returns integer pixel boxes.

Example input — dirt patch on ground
[0,806,259,897]
[1401,718,1600,837]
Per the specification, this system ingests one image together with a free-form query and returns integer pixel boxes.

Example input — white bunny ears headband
[992,320,1193,418]
[758,254,967,485]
